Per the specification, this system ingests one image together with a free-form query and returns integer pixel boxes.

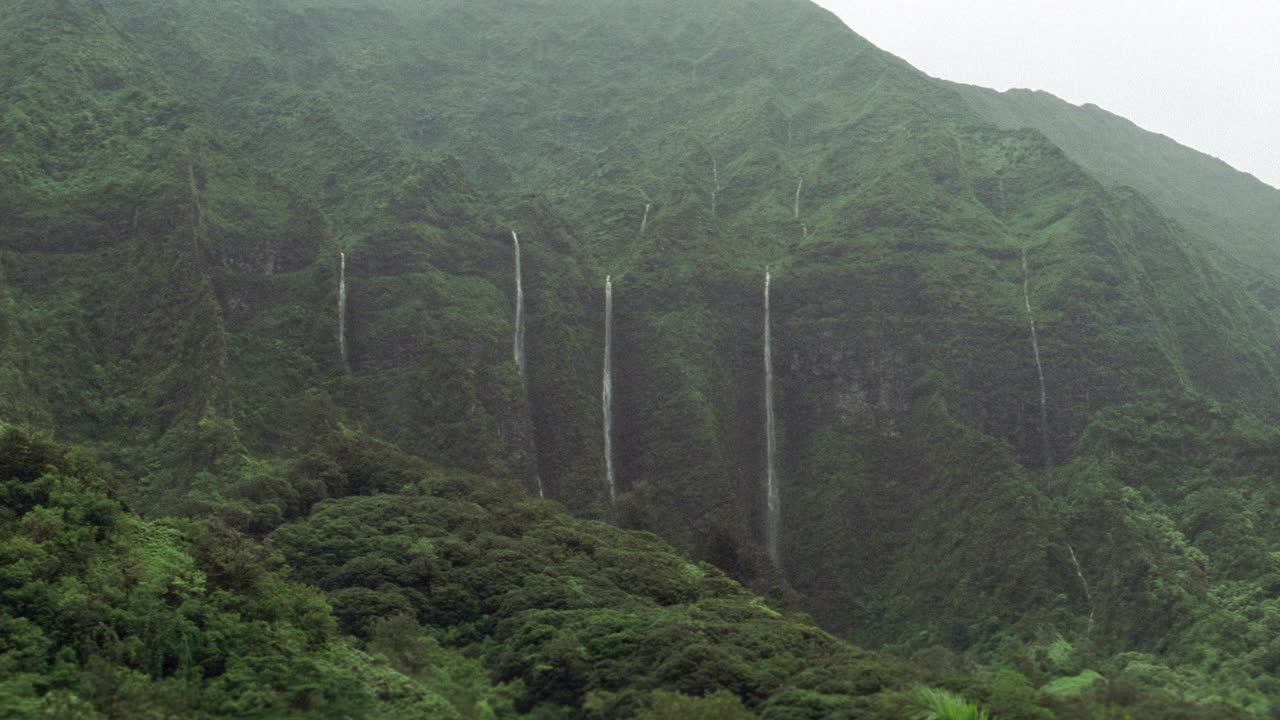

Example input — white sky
[812,0,1280,189]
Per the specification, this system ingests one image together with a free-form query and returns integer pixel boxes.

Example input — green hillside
[949,83,1280,275]
[3,0,1280,716]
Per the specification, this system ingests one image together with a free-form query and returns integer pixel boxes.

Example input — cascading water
[764,269,781,567]
[1022,248,1053,469]
[512,231,543,498]
[793,178,803,220]
[640,203,651,235]
[512,231,527,375]
[603,276,616,505]
[338,252,348,364]
[1067,544,1096,636]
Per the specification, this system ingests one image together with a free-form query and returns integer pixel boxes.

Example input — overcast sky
[812,0,1280,189]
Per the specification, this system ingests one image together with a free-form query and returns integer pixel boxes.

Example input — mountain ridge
[948,81,1280,274]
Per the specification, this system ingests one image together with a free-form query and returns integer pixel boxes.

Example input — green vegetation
[3,0,1280,716]
[950,83,1280,276]
[908,686,991,720]
[3,426,1259,717]
[0,429,497,718]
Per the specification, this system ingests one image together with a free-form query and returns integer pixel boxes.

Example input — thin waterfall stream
[1022,248,1052,470]
[513,231,527,375]
[512,231,542,498]
[338,252,347,364]
[1067,544,1096,636]
[764,269,781,567]
[603,276,616,505]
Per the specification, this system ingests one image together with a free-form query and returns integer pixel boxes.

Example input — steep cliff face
[0,2,238,474]
[0,0,601,515]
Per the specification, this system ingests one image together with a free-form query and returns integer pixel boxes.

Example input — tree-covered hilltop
[0,426,1258,718]
[3,0,1280,716]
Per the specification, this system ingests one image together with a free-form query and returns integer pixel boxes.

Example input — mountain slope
[91,0,1280,600]
[4,0,1280,715]
[0,426,935,719]
[949,83,1280,274]
[4,423,1262,718]
[0,0,598,510]
[0,0,248,467]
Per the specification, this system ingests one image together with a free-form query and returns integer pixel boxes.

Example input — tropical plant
[908,686,993,720]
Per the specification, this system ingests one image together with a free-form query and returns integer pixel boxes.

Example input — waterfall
[639,203,651,235]
[512,231,542,498]
[1022,248,1052,469]
[512,231,526,375]
[793,178,803,220]
[764,269,781,567]
[1067,544,1095,635]
[338,252,348,364]
[603,276,616,504]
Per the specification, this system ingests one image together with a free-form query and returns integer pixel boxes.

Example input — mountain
[3,0,1280,716]
[949,83,1280,275]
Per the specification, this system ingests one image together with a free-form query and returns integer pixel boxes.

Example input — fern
[909,686,993,720]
